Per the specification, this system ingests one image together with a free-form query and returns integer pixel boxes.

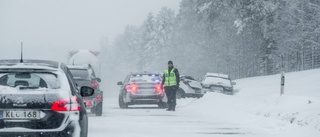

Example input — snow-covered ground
[89,68,320,137]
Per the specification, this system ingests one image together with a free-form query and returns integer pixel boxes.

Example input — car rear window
[0,72,60,89]
[130,74,161,83]
[69,69,90,80]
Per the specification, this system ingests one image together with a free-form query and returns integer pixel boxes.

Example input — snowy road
[88,97,259,137]
[88,101,247,137]
[88,68,320,137]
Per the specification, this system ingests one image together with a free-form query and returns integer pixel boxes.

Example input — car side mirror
[117,81,123,85]
[96,78,102,83]
[80,86,94,97]
[232,82,236,85]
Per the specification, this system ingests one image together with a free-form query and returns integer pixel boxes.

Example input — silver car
[201,73,236,95]
[117,72,167,108]
[177,75,205,99]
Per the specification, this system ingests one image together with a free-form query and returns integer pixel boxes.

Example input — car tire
[176,88,186,99]
[95,103,103,116]
[118,95,128,109]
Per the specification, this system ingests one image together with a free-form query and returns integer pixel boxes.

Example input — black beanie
[168,60,173,65]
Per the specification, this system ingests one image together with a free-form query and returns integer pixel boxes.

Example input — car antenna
[20,42,24,63]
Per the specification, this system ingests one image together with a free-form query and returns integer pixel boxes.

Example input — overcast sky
[0,0,181,62]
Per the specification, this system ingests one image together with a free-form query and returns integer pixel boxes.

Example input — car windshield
[0,72,60,89]
[130,74,161,83]
[69,69,90,80]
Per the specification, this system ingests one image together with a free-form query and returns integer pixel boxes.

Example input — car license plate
[2,110,41,119]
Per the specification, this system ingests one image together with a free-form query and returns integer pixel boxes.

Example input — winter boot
[166,104,172,111]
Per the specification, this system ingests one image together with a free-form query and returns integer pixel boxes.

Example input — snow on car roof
[205,72,229,79]
[0,59,60,68]
[0,63,59,71]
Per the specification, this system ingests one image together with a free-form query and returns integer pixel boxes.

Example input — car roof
[67,64,90,70]
[0,59,61,71]
[205,72,229,79]
[131,72,160,76]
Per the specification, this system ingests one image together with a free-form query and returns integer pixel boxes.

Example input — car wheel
[176,88,186,99]
[118,95,128,109]
[95,103,103,116]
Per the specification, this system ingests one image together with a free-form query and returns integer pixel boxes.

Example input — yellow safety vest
[164,68,177,86]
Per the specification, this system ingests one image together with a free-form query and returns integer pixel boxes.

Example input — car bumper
[203,86,234,93]
[0,120,80,137]
[127,94,165,104]
[83,99,102,111]
[0,112,81,137]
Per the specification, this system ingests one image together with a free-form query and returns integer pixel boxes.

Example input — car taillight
[96,95,102,101]
[87,101,93,106]
[155,84,163,93]
[126,84,139,93]
[92,81,99,89]
[52,96,80,111]
[155,84,164,96]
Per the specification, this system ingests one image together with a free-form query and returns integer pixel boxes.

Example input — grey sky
[0,0,181,62]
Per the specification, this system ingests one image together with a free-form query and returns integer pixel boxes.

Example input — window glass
[0,72,60,89]
[69,69,90,80]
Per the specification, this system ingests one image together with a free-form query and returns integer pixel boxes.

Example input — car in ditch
[177,75,205,99]
[201,73,236,95]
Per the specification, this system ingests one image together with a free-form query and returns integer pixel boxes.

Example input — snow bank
[177,68,320,134]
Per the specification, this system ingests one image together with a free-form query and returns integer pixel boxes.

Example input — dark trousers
[165,86,177,109]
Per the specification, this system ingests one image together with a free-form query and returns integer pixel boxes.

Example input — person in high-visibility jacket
[161,60,180,111]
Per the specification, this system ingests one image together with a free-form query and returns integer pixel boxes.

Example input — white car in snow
[201,73,236,95]
[177,75,205,99]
